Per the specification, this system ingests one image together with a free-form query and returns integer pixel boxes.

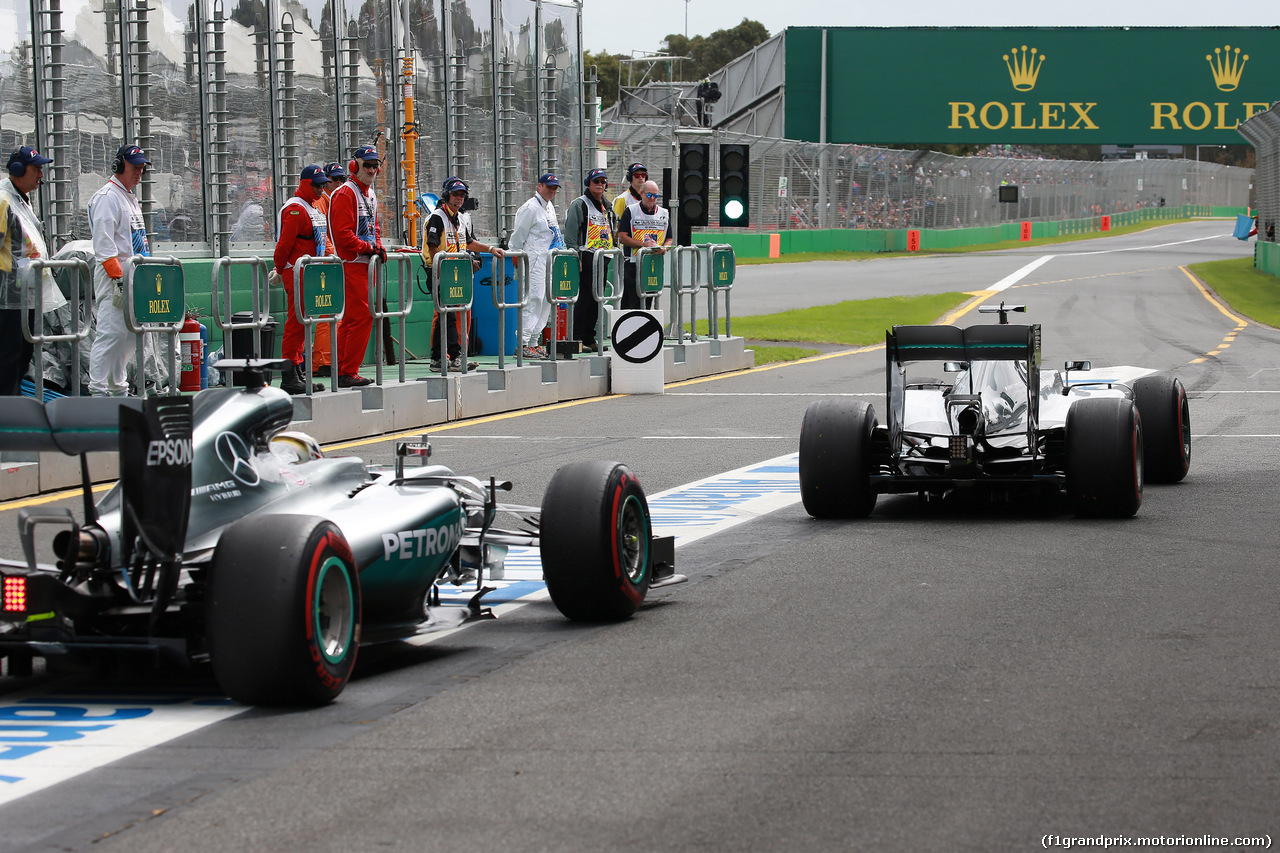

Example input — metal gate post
[431,251,475,376]
[495,250,529,369]
[25,258,90,399]
[591,247,623,355]
[295,255,345,394]
[211,256,272,362]
[126,255,185,398]
[369,253,416,385]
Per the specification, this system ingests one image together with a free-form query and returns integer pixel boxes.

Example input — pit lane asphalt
[5,221,1279,851]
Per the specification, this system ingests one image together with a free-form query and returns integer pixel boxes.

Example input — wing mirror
[1062,361,1090,395]
[943,361,969,373]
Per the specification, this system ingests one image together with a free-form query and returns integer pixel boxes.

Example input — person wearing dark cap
[420,176,504,371]
[563,168,617,350]
[272,164,330,394]
[508,172,565,358]
[327,145,385,387]
[309,161,346,376]
[0,146,56,395]
[88,144,152,396]
[612,162,647,220]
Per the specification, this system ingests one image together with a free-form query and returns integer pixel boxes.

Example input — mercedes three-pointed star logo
[214,431,260,487]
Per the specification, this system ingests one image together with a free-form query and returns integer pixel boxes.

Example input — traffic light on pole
[677,142,710,228]
[719,143,750,227]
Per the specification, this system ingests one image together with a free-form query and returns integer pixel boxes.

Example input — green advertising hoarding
[785,27,1280,145]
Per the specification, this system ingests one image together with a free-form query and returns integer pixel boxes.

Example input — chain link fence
[1238,105,1278,245]
[601,121,1251,232]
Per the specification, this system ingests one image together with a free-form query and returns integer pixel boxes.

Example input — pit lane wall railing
[693,205,1243,258]
[1238,103,1280,279]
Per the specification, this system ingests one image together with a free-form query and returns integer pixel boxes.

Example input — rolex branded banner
[784,27,1279,145]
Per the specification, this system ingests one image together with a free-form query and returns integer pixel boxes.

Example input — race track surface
[2,222,1277,852]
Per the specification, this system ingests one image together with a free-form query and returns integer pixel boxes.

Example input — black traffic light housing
[678,142,710,229]
[719,144,750,227]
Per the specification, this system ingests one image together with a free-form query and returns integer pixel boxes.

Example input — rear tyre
[1133,375,1191,483]
[207,514,361,706]
[1066,398,1143,518]
[799,400,877,518]
[540,461,652,622]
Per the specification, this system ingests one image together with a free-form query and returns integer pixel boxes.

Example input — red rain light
[2,575,26,612]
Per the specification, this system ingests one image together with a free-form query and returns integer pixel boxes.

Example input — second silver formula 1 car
[799,304,1191,519]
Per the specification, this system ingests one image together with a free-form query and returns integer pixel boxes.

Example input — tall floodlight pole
[684,0,689,38]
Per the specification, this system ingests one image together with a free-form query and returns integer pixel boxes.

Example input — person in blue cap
[88,143,152,396]
[563,168,617,350]
[327,145,386,387]
[0,146,56,395]
[508,172,565,358]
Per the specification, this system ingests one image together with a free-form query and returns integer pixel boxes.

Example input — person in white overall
[508,173,565,359]
[87,144,152,396]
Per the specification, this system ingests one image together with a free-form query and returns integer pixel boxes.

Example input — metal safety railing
[126,254,183,398]
[634,246,666,309]
[546,248,580,363]
[704,244,735,339]
[211,256,272,362]
[495,250,529,370]
[369,253,415,385]
[294,255,344,394]
[431,250,474,377]
[24,258,90,400]
[670,246,702,343]
[590,247,623,355]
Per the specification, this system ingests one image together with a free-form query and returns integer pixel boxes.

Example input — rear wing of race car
[0,396,145,455]
[885,324,1043,452]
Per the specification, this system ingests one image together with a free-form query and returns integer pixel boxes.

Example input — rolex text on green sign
[437,257,473,307]
[783,27,1280,145]
[552,255,579,301]
[639,253,664,295]
[302,262,344,316]
[132,264,184,324]
[711,249,735,288]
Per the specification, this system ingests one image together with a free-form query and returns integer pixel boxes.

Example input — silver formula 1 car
[799,304,1191,519]
[0,361,681,705]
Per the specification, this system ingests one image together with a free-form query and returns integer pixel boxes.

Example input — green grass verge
[1189,257,1280,328]
[694,292,971,347]
[749,345,823,365]
[736,218,1205,265]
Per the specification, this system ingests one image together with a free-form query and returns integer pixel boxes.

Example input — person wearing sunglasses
[612,162,648,220]
[563,168,617,350]
[327,145,387,387]
[617,180,671,310]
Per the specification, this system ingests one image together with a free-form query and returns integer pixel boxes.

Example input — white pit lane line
[0,453,802,806]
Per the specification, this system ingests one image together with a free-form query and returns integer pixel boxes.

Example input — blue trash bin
[470,254,519,356]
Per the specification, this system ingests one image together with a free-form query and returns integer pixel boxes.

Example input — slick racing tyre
[540,460,652,622]
[208,514,361,706]
[799,399,877,519]
[1133,375,1191,484]
[1066,397,1143,518]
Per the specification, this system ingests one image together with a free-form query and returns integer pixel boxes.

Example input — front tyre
[1133,375,1191,483]
[540,461,652,621]
[799,400,877,519]
[1066,398,1143,518]
[207,514,361,706]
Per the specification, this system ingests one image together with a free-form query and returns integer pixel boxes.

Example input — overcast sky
[581,0,1279,57]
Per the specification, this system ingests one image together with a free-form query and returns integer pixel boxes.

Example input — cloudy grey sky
[581,0,1278,57]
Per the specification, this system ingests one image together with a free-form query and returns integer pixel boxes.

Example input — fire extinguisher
[179,312,203,393]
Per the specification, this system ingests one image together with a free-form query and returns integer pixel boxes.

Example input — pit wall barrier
[693,206,1247,258]
[1256,240,1280,278]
